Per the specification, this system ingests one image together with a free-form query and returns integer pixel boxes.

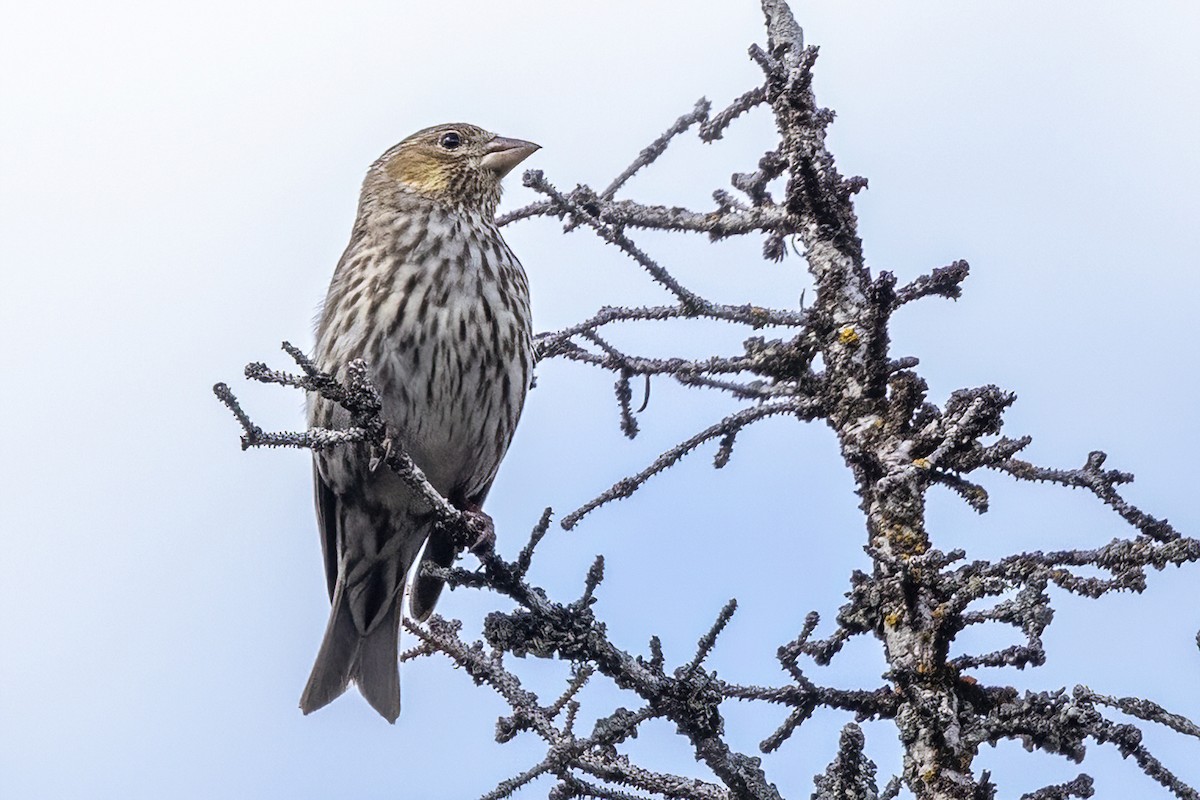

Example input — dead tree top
[217,1,1200,797]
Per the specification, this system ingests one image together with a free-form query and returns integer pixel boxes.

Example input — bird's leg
[461,503,496,556]
[368,430,396,472]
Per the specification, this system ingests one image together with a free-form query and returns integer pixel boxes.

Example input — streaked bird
[302,124,538,722]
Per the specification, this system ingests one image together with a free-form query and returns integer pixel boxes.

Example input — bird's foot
[463,510,496,556]
[369,436,394,472]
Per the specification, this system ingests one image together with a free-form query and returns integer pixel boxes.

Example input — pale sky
[3,2,1199,798]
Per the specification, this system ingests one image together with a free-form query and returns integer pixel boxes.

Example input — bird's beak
[480,136,540,178]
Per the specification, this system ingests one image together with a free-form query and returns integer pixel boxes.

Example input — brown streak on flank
[388,286,416,337]
[451,349,464,394]
[489,315,501,354]
[366,277,388,320]
[402,270,421,294]
[386,270,422,334]
[432,257,451,286]
[425,234,444,260]
[497,284,515,313]
[499,267,513,294]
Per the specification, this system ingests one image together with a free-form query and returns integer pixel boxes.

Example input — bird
[301,123,538,722]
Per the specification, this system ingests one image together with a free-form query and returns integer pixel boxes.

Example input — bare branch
[562,400,813,530]
[996,451,1180,542]
[600,98,712,200]
[893,261,971,308]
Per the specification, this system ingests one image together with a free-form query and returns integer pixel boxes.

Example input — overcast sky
[3,2,1199,798]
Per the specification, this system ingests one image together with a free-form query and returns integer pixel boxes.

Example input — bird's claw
[463,511,496,556]
[369,436,394,472]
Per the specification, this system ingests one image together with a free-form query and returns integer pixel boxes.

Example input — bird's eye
[439,131,462,150]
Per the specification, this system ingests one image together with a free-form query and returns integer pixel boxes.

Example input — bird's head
[364,123,540,216]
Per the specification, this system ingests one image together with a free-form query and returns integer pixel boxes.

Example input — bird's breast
[316,208,533,500]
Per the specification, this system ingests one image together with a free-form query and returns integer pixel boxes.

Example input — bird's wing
[313,461,340,601]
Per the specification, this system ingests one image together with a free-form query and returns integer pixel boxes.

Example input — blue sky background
[3,2,1198,797]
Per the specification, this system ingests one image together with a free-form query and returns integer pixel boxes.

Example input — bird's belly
[375,300,528,501]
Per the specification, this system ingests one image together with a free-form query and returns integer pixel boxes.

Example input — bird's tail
[299,579,402,723]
